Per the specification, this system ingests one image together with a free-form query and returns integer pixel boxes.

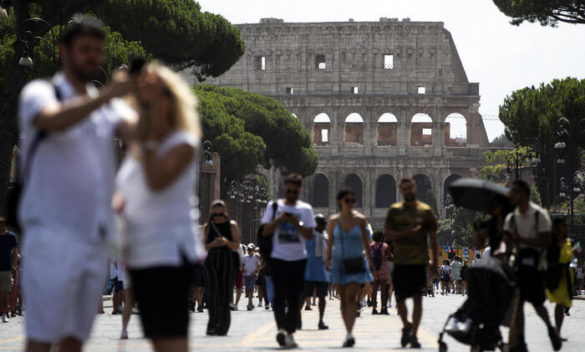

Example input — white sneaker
[458,318,473,333]
[284,333,298,348]
[2,314,8,323]
[342,332,355,348]
[276,329,287,346]
[445,317,458,332]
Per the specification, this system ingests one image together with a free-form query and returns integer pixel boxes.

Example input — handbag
[6,82,59,233]
[339,222,366,275]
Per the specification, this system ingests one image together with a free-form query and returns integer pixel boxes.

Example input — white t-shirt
[261,199,317,261]
[504,202,551,270]
[243,254,260,276]
[18,73,134,243]
[116,131,205,268]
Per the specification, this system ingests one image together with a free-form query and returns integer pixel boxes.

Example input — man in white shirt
[18,15,134,352]
[503,180,561,352]
[261,173,316,348]
[243,244,260,311]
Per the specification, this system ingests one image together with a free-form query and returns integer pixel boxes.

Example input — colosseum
[206,18,491,229]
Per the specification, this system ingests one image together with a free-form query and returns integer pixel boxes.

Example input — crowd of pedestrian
[3,12,585,352]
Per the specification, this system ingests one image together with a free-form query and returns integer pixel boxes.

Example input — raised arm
[33,72,132,132]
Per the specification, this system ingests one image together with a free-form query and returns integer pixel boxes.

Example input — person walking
[261,173,316,348]
[303,214,331,330]
[451,256,463,294]
[504,179,561,352]
[545,218,578,342]
[439,260,452,295]
[202,200,241,336]
[370,231,391,315]
[0,218,18,323]
[243,244,260,311]
[116,62,205,352]
[385,178,439,349]
[17,15,134,352]
[325,189,374,348]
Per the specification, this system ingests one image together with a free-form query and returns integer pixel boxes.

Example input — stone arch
[445,113,467,147]
[344,113,364,145]
[443,174,462,206]
[375,174,397,208]
[413,174,437,212]
[313,113,331,146]
[312,173,329,208]
[344,173,363,208]
[410,113,433,147]
[377,113,398,146]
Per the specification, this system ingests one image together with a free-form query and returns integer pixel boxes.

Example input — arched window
[313,113,331,146]
[344,174,363,208]
[445,113,467,147]
[344,113,364,145]
[443,174,462,206]
[413,174,437,212]
[410,113,433,147]
[312,174,329,208]
[377,113,398,146]
[376,174,397,208]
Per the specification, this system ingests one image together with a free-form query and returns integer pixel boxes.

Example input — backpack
[371,243,383,271]
[440,266,450,281]
[257,201,278,260]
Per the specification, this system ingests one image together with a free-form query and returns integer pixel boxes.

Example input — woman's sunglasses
[344,198,356,204]
[212,213,225,218]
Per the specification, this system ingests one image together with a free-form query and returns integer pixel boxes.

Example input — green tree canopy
[195,85,319,181]
[0,1,245,214]
[493,0,585,26]
[498,78,585,207]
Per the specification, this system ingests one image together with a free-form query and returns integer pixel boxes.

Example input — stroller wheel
[470,345,482,352]
[438,341,448,352]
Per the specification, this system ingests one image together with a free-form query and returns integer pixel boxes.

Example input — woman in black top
[202,200,241,336]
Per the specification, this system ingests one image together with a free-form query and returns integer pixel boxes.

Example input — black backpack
[371,243,383,271]
[257,201,278,260]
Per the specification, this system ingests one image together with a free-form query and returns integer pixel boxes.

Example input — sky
[196,0,585,141]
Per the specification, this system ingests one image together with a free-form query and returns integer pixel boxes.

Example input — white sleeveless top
[116,131,205,268]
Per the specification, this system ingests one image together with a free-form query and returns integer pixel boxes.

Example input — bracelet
[142,140,158,151]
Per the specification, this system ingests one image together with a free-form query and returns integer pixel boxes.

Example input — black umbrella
[448,178,511,213]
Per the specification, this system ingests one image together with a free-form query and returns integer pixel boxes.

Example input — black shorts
[518,266,546,306]
[393,264,427,302]
[130,264,195,338]
[303,281,328,298]
[194,264,208,288]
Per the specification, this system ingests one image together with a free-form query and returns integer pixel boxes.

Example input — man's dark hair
[400,177,415,186]
[373,231,384,242]
[62,14,106,47]
[511,179,531,196]
[284,173,302,186]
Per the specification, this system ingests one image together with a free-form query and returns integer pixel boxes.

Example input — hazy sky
[197,0,585,141]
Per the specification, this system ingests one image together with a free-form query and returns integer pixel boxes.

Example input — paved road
[1,293,584,351]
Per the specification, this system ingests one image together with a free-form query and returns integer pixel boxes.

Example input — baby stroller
[438,255,515,352]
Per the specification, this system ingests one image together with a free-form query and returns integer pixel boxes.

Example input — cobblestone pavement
[1,293,584,351]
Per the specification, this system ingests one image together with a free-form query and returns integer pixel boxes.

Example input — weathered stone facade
[206,18,491,229]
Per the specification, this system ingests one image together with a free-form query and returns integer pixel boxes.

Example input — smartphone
[129,58,146,76]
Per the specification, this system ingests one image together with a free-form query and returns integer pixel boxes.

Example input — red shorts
[235,271,244,289]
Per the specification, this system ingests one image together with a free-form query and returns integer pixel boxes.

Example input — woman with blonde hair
[116,62,205,352]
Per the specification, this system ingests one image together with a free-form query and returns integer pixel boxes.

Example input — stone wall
[205,18,492,229]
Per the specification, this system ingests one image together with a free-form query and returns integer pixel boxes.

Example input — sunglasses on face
[212,213,225,218]
[286,190,299,196]
[344,198,356,204]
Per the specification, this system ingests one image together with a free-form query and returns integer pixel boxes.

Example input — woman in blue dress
[325,189,374,348]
